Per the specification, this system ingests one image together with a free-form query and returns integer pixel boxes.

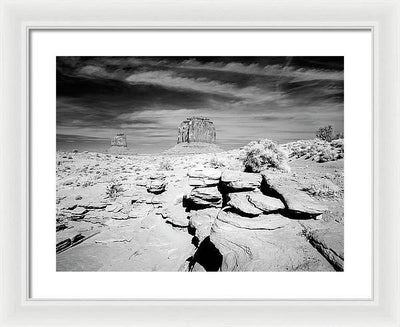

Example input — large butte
[177,117,216,144]
[164,117,222,154]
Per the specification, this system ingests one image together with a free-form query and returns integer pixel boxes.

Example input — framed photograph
[1,0,399,326]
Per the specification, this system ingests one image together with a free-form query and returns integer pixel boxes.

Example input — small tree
[316,125,334,142]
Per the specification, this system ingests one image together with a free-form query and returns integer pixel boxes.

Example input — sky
[56,56,344,153]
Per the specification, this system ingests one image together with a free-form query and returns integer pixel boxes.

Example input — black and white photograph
[56,56,344,272]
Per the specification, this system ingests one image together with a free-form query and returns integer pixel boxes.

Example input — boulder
[147,175,167,194]
[262,175,327,217]
[189,208,219,243]
[221,170,262,192]
[188,168,221,187]
[161,207,189,228]
[247,193,285,213]
[226,192,262,217]
[187,186,222,208]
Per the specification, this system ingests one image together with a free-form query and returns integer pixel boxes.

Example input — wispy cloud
[124,71,278,102]
[177,59,344,82]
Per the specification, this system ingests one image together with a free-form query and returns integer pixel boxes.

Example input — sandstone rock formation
[187,186,222,208]
[209,211,334,271]
[177,117,216,144]
[261,174,328,218]
[188,168,221,187]
[305,223,344,271]
[220,170,262,192]
[147,174,167,194]
[111,133,127,147]
[188,208,219,243]
[108,133,128,154]
[56,146,343,272]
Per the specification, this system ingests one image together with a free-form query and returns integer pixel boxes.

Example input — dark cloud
[57,56,344,153]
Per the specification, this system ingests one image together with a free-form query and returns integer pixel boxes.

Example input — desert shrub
[283,138,344,163]
[209,156,225,169]
[302,181,341,198]
[331,138,344,159]
[333,132,344,140]
[80,179,94,188]
[158,159,173,171]
[331,138,344,148]
[316,148,337,162]
[243,139,290,173]
[106,180,124,199]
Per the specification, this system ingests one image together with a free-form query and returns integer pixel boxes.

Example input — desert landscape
[56,117,344,272]
[56,56,344,271]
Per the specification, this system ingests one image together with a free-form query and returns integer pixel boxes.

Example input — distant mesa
[108,132,128,154]
[111,133,127,147]
[177,117,216,144]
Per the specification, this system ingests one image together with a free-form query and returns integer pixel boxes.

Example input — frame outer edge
[1,0,399,326]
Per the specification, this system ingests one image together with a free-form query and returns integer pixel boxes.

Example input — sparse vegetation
[106,180,124,199]
[209,156,225,169]
[243,139,290,173]
[302,180,341,198]
[299,227,313,241]
[81,179,94,188]
[283,138,344,162]
[159,159,173,171]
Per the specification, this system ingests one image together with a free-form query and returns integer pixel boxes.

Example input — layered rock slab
[226,192,263,217]
[247,193,285,213]
[221,170,262,192]
[209,210,334,271]
[305,223,344,271]
[147,174,167,194]
[160,206,189,228]
[188,168,221,187]
[188,208,219,243]
[262,175,327,217]
[187,186,222,208]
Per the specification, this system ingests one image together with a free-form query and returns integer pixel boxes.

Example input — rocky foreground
[56,141,344,272]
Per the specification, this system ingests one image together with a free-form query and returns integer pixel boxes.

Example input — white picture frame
[0,0,399,326]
